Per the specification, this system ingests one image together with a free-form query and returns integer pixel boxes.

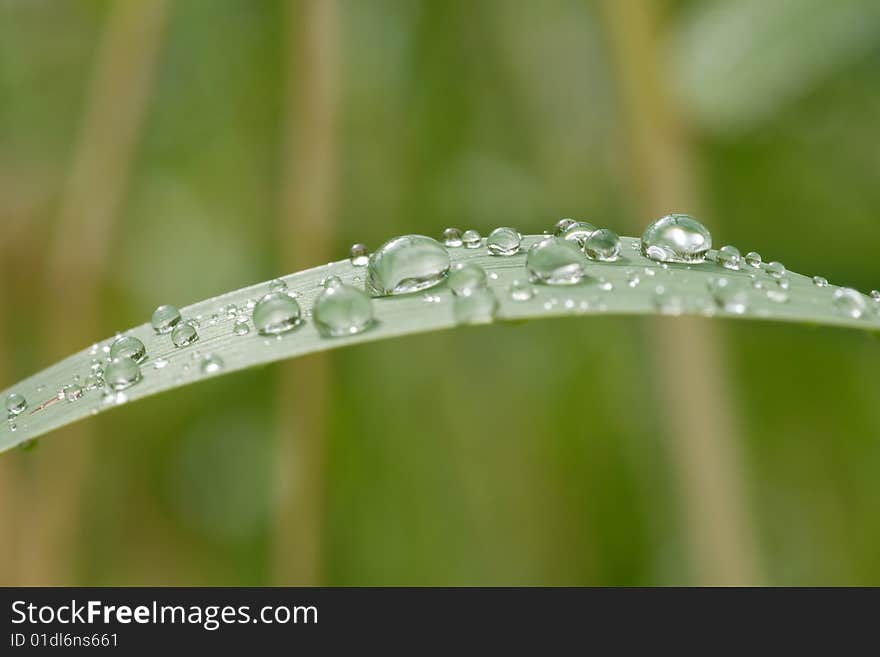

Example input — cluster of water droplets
[7,211,880,447]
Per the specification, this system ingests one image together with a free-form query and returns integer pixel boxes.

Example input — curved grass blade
[2,235,878,452]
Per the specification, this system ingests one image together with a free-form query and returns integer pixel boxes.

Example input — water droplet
[171,320,200,347]
[349,243,370,266]
[453,288,498,325]
[313,281,374,337]
[509,280,535,301]
[765,261,786,279]
[832,288,867,319]
[151,305,181,334]
[717,245,742,270]
[63,384,84,402]
[5,393,27,417]
[226,303,239,318]
[322,275,343,289]
[560,221,597,247]
[252,292,303,335]
[653,287,685,315]
[627,272,641,288]
[367,235,450,296]
[584,228,621,262]
[448,263,487,296]
[526,237,586,285]
[869,290,880,302]
[462,229,482,249]
[269,278,288,293]
[776,277,790,291]
[710,278,749,314]
[109,335,147,364]
[487,227,522,256]
[441,227,463,247]
[153,358,169,370]
[201,354,225,375]
[104,357,142,391]
[233,317,251,336]
[745,252,762,268]
[813,276,829,287]
[641,214,711,263]
[553,218,577,236]
[597,277,614,291]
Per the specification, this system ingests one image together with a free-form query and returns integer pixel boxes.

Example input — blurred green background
[1,0,879,586]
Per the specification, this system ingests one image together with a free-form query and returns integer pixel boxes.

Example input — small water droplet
[869,290,880,302]
[367,235,451,296]
[765,261,786,279]
[776,277,790,291]
[226,303,239,318]
[453,288,498,325]
[252,292,303,335]
[313,281,374,337]
[441,227,463,247]
[487,227,522,256]
[462,229,482,249]
[349,243,370,266]
[233,317,251,336]
[448,263,487,296]
[717,245,742,270]
[269,278,289,293]
[597,277,614,291]
[641,214,711,263]
[509,280,535,301]
[710,278,749,314]
[745,252,762,268]
[766,289,789,303]
[627,272,641,288]
[423,293,442,304]
[560,221,597,247]
[151,305,182,334]
[584,228,621,262]
[644,267,657,277]
[109,335,147,364]
[832,288,867,319]
[63,383,84,402]
[154,358,169,370]
[104,357,142,391]
[813,276,829,287]
[553,218,577,236]
[526,237,586,285]
[171,321,200,347]
[5,393,27,417]
[200,354,225,375]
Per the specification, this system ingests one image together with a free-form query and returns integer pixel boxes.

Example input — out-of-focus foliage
[0,0,879,586]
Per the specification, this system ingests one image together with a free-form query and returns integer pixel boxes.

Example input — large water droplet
[313,280,374,337]
[487,227,521,256]
[201,354,225,375]
[349,243,370,266]
[462,229,481,249]
[832,288,867,319]
[441,227,463,247]
[526,237,586,285]
[448,263,487,296]
[171,320,200,347]
[641,214,711,263]
[453,288,498,325]
[367,235,450,296]
[104,357,142,391]
[5,393,27,417]
[717,245,742,270]
[560,221,597,247]
[252,292,303,335]
[109,335,147,364]
[151,305,181,334]
[584,228,621,262]
[710,278,749,315]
